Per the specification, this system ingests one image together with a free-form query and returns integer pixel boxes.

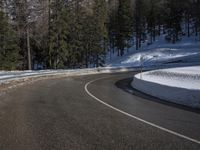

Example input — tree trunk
[27,28,32,70]
[136,32,139,50]
[48,0,52,69]
[187,14,190,37]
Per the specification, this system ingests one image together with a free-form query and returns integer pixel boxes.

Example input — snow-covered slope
[132,66,200,109]
[106,35,200,68]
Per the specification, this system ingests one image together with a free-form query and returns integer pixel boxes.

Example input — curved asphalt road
[0,71,200,150]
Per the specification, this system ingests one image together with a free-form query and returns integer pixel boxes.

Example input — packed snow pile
[132,66,200,109]
[106,36,200,68]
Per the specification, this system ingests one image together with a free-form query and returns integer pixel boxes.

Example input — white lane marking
[84,77,200,145]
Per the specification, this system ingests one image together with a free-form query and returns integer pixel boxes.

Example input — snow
[132,66,200,109]
[1,34,200,108]
[107,35,200,108]
[0,67,137,85]
[106,35,200,68]
[106,35,200,108]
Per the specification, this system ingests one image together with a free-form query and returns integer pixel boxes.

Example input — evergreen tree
[68,0,85,68]
[82,15,94,67]
[115,0,133,56]
[108,0,118,59]
[134,0,146,50]
[192,0,200,37]
[182,0,193,37]
[2,0,200,70]
[92,0,108,67]
[146,0,160,43]
[0,3,20,70]
[49,0,71,69]
[164,0,183,43]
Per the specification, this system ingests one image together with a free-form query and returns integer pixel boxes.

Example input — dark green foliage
[91,0,108,67]
[49,2,70,69]
[0,8,20,70]
[115,0,133,56]
[68,1,85,68]
[47,0,108,68]
[2,0,200,70]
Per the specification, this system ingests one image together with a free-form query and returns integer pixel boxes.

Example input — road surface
[0,71,200,150]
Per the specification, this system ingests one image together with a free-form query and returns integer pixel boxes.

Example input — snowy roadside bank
[0,67,138,82]
[0,67,139,93]
[132,66,200,109]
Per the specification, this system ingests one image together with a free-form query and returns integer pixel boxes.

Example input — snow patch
[106,35,200,68]
[132,66,200,109]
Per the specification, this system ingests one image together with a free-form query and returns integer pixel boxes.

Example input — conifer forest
[0,0,200,70]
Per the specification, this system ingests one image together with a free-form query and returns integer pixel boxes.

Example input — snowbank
[106,35,200,68]
[0,67,140,94]
[0,66,137,85]
[132,66,200,109]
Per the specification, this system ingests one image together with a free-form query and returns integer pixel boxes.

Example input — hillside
[106,35,200,69]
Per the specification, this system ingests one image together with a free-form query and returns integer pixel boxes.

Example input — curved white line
[84,77,200,145]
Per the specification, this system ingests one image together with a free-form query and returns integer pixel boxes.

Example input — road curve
[0,71,200,150]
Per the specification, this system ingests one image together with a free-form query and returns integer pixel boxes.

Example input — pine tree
[115,0,133,56]
[0,3,20,70]
[164,0,183,43]
[49,0,71,69]
[55,7,70,68]
[82,15,93,68]
[134,0,146,50]
[92,0,108,67]
[182,0,193,37]
[108,0,118,58]
[192,0,200,38]
[68,0,85,68]
[146,0,160,43]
